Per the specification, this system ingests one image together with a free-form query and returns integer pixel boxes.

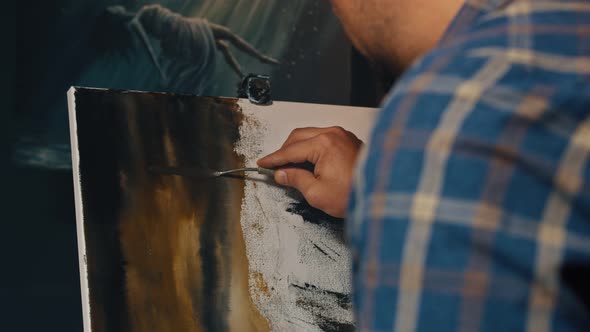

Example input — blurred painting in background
[15,0,352,170]
[10,1,353,330]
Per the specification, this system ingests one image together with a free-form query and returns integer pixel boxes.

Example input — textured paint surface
[71,88,379,331]
[234,99,378,331]
[72,88,269,332]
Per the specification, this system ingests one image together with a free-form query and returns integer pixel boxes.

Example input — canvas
[68,87,377,331]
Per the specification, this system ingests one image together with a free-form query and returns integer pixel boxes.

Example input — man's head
[329,0,465,73]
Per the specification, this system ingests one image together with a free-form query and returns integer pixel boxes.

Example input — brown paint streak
[252,272,271,298]
[111,95,268,331]
[119,132,205,332]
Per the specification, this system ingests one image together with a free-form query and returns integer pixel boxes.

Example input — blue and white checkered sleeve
[346,2,590,331]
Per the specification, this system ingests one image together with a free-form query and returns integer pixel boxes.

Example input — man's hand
[257,127,363,218]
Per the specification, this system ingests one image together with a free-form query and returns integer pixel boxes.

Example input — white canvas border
[67,87,92,332]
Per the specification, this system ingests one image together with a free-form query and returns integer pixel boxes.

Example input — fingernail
[276,171,288,185]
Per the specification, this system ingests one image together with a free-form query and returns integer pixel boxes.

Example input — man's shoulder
[440,0,590,60]
[350,5,590,331]
[372,0,590,199]
[381,0,590,119]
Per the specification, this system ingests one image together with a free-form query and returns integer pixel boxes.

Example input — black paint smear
[286,200,346,242]
[286,198,353,331]
[292,283,351,311]
[291,283,354,332]
[74,88,132,332]
[317,319,355,332]
[323,242,342,257]
[312,243,336,262]
[287,201,342,226]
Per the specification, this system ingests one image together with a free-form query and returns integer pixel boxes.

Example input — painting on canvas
[68,87,377,331]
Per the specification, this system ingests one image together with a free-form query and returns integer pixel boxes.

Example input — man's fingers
[259,127,350,167]
[274,168,317,197]
[281,126,348,148]
[257,138,320,168]
[281,127,324,148]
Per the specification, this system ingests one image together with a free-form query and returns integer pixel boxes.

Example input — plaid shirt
[347,1,590,331]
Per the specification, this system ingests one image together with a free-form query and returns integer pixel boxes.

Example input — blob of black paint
[290,283,354,332]
[292,283,351,311]
[237,73,273,105]
[287,201,344,231]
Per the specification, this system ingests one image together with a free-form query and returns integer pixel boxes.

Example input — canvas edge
[237,99,378,113]
[67,87,92,332]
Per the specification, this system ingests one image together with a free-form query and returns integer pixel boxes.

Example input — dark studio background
[3,0,383,330]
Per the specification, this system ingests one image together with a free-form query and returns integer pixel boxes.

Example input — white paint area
[235,99,378,331]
